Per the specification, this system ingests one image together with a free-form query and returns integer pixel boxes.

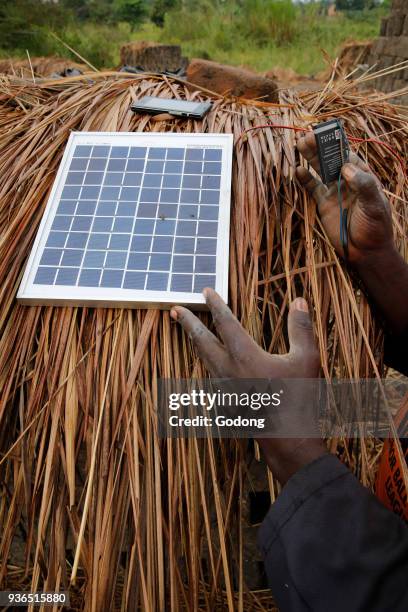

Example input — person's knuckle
[212,307,232,329]
[189,324,206,342]
[295,312,313,331]
[311,183,323,199]
[176,309,188,322]
[358,171,377,194]
[377,195,391,218]
[297,136,306,149]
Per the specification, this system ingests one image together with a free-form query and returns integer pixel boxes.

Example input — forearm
[353,245,408,336]
[257,437,328,485]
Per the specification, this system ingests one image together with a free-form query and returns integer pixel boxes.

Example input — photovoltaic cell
[124,271,146,289]
[18,132,232,309]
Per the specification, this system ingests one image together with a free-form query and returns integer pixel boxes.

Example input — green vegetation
[0,0,388,75]
[156,0,386,75]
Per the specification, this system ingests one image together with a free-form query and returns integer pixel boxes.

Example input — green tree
[61,0,90,20]
[85,0,117,23]
[335,0,365,9]
[114,0,147,28]
[0,0,69,52]
[151,0,179,27]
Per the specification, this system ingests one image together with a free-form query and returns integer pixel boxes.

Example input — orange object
[375,394,408,524]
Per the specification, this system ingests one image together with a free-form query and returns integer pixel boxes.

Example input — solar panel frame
[17,131,233,309]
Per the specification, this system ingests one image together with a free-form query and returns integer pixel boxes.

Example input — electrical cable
[239,123,407,178]
[240,121,407,262]
[338,173,348,260]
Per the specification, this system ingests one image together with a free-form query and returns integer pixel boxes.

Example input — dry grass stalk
[0,70,407,611]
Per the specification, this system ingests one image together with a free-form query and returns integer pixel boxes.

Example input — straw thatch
[0,70,407,611]
[0,56,88,79]
[334,40,373,77]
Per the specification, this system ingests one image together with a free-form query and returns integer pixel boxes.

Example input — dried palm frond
[0,55,88,79]
[0,71,407,611]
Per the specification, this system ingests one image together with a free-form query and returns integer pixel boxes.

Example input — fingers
[297,133,371,178]
[341,163,388,214]
[297,132,317,158]
[172,289,260,367]
[297,133,321,175]
[203,288,259,356]
[170,305,226,373]
[347,151,370,173]
[296,166,327,207]
[287,299,320,369]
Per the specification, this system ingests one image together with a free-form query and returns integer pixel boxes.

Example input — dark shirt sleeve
[258,454,408,612]
[384,332,408,377]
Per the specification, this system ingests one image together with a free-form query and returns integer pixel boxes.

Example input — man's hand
[170,289,327,484]
[296,132,394,264]
[170,288,320,380]
[297,130,408,355]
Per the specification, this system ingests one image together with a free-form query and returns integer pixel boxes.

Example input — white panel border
[17,131,233,309]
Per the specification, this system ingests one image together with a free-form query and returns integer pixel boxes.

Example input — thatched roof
[0,55,88,78]
[0,70,407,610]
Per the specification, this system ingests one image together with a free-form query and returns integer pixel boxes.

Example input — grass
[0,3,386,76]
[156,2,384,75]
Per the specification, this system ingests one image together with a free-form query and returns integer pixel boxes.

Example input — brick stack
[366,0,408,103]
[119,41,188,73]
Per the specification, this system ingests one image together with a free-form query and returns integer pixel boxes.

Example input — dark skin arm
[296,133,408,338]
[170,290,327,485]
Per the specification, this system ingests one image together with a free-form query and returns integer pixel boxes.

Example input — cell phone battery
[312,119,350,184]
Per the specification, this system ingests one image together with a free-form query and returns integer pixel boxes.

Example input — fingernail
[292,298,309,312]
[170,308,178,321]
[342,164,356,181]
[202,288,210,299]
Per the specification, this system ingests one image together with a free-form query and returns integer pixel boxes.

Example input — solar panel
[17,132,233,309]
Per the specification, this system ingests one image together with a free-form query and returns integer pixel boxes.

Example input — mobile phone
[131,96,212,119]
[312,118,350,185]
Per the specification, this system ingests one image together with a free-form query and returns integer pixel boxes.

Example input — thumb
[341,163,385,213]
[287,298,318,359]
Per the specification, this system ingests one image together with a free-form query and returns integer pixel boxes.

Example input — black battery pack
[312,119,350,185]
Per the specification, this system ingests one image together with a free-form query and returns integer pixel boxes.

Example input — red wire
[240,123,407,178]
[348,136,406,177]
[243,123,308,135]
